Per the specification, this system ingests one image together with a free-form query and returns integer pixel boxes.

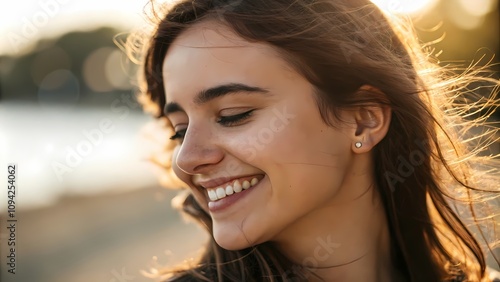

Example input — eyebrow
[164,102,184,116]
[164,83,269,115]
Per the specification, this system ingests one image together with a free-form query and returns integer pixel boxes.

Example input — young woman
[130,0,499,281]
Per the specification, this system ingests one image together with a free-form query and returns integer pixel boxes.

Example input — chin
[212,224,264,250]
[214,236,251,251]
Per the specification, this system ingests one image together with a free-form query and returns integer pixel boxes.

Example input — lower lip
[207,179,262,213]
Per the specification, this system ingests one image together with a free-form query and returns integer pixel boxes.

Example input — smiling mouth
[207,177,261,202]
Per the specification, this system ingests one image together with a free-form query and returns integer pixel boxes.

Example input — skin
[162,21,401,282]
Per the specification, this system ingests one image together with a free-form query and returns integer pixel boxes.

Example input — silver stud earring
[355,142,362,148]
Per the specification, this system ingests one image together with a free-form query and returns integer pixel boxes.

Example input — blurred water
[0,100,159,210]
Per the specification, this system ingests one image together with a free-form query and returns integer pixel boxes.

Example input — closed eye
[169,109,255,142]
[217,109,254,126]
[169,129,186,141]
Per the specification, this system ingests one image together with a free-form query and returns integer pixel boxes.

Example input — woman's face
[163,21,359,250]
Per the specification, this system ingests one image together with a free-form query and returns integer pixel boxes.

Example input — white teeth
[207,177,262,201]
[250,177,258,186]
[216,187,226,199]
[225,185,234,195]
[233,180,242,193]
[208,189,218,201]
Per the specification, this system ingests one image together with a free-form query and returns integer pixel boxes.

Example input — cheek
[244,109,351,202]
[225,115,299,164]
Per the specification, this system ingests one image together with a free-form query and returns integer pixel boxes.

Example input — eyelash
[169,130,186,141]
[217,109,254,126]
[169,110,254,141]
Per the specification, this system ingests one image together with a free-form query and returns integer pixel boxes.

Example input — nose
[174,124,224,175]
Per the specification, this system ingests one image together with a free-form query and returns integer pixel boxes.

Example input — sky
[0,0,151,55]
[0,0,445,56]
[1,0,497,56]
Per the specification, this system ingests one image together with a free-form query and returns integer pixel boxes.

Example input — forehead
[162,21,294,100]
[163,20,279,68]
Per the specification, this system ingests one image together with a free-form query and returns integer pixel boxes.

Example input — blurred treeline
[0,27,140,108]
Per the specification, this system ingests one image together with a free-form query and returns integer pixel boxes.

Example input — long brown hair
[127,0,500,281]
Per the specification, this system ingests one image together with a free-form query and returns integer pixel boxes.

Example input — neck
[273,156,404,282]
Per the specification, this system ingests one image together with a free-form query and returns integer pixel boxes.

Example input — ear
[350,86,391,153]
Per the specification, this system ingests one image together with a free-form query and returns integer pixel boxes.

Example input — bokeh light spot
[459,0,497,17]
[105,48,132,90]
[31,46,72,86]
[371,0,438,15]
[82,47,115,92]
[38,69,80,106]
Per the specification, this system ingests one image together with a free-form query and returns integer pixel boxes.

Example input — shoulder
[161,269,216,282]
[489,268,500,282]
[163,275,203,282]
[448,267,500,282]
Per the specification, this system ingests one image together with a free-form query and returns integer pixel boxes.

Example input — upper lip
[196,174,264,189]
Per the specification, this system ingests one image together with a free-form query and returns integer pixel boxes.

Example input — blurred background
[0,0,498,281]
